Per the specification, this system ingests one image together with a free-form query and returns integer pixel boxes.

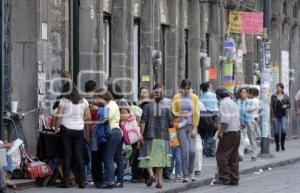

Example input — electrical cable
[229,0,263,12]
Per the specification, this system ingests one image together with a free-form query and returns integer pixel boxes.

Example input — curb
[157,156,300,193]
[15,181,36,190]
[14,156,300,192]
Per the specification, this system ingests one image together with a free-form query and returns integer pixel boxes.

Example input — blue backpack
[95,107,111,145]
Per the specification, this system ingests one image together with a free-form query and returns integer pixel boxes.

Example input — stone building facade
[1,0,300,150]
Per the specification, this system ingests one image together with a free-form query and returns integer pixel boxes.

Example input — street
[184,163,300,193]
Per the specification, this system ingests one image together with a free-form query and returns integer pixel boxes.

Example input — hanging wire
[229,0,263,12]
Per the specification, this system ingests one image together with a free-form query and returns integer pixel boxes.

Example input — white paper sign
[281,51,289,95]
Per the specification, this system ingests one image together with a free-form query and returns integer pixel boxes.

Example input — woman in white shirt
[55,82,91,189]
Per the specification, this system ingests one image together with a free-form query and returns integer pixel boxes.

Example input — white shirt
[59,98,89,130]
[219,97,240,133]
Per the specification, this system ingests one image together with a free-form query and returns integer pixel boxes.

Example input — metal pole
[260,0,272,156]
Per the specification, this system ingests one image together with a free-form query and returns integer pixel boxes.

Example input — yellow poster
[228,11,242,34]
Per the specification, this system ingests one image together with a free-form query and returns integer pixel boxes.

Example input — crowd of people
[50,77,291,189]
[0,73,292,192]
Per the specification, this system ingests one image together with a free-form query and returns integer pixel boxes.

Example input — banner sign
[209,68,218,80]
[228,11,263,34]
[228,11,242,34]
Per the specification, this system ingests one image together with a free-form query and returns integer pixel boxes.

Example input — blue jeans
[274,116,288,135]
[85,144,93,182]
[203,137,215,157]
[103,128,124,184]
[165,146,182,177]
[4,155,13,173]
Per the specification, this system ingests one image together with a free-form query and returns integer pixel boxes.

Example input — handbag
[24,161,53,179]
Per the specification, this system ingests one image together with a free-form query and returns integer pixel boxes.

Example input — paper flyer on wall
[6,139,23,156]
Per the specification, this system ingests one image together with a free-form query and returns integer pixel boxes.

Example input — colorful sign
[141,75,150,82]
[209,68,218,80]
[224,63,233,76]
[223,63,234,93]
[228,11,263,35]
[228,11,242,34]
[242,12,263,35]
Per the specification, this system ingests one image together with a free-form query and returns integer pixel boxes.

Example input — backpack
[95,107,111,145]
[120,114,141,145]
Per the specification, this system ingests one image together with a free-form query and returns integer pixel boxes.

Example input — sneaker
[195,170,201,176]
[175,175,182,181]
[190,175,196,182]
[182,177,189,183]
[212,179,230,185]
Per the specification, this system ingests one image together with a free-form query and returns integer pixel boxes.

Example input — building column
[208,1,221,88]
[177,0,187,85]
[125,0,134,99]
[244,35,255,84]
[11,0,38,152]
[139,0,154,88]
[165,0,179,96]
[199,2,209,83]
[111,0,129,94]
[188,0,201,93]
[78,0,101,87]
[290,24,300,137]
[270,18,282,66]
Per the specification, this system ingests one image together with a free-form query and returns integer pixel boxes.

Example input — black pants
[130,143,147,180]
[91,146,104,185]
[61,129,86,183]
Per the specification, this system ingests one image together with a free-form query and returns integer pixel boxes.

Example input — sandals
[146,175,156,187]
[155,182,163,189]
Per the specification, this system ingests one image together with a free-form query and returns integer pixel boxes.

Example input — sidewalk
[16,139,300,193]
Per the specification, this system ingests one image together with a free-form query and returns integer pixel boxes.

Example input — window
[71,0,80,82]
[283,1,287,16]
[133,22,140,102]
[103,17,111,78]
[185,30,189,78]
[160,25,166,85]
